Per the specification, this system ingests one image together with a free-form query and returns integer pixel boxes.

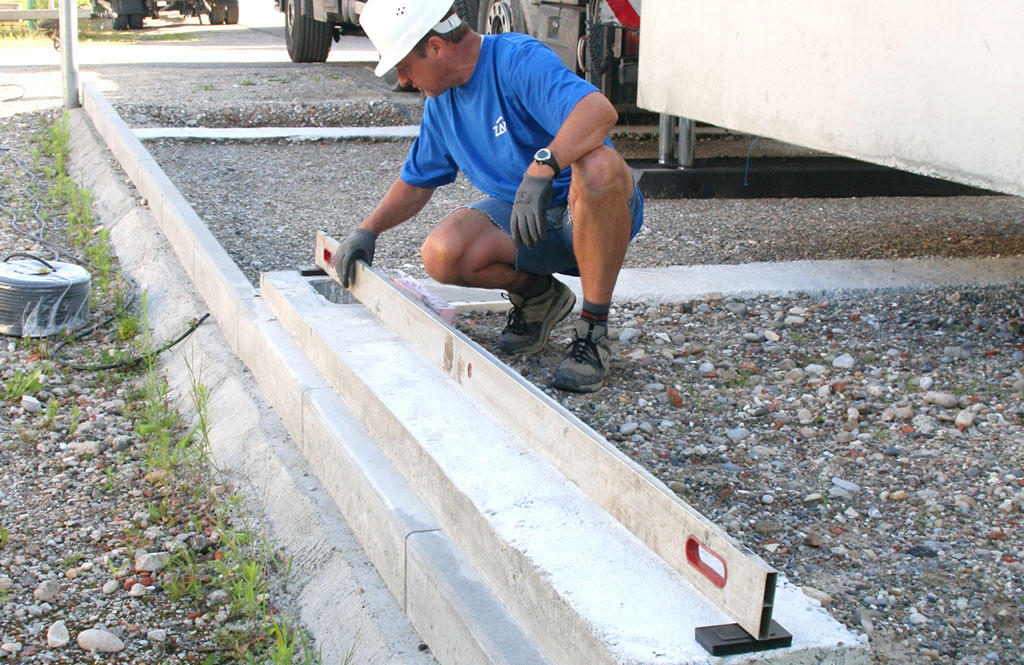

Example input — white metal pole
[60,0,79,109]
[657,113,675,165]
[677,117,695,168]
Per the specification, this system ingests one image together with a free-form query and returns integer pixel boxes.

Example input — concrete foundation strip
[79,80,548,665]
[78,80,867,663]
[314,233,779,639]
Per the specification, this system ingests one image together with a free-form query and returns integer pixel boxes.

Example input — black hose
[60,313,211,371]
[4,253,57,271]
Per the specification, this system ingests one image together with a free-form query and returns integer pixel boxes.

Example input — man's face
[394,38,446,98]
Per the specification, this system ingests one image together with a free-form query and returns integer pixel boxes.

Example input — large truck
[93,0,238,30]
[277,0,640,108]
[279,0,986,199]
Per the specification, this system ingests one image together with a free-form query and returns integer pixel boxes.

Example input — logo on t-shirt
[492,115,507,138]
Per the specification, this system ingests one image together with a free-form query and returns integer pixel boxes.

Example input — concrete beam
[262,269,868,664]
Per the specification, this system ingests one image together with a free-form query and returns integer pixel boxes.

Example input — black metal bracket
[631,156,997,199]
[695,620,793,656]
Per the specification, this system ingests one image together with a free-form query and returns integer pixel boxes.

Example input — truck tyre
[209,2,225,24]
[128,12,143,28]
[453,0,478,25]
[478,0,525,35]
[285,0,331,63]
[225,2,238,24]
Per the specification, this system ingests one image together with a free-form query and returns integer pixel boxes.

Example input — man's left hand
[510,174,554,250]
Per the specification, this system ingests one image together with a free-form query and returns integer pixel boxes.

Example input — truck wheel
[453,0,478,25]
[128,12,143,28]
[285,0,331,63]
[113,14,129,29]
[478,0,525,35]
[224,2,237,24]
[209,2,225,24]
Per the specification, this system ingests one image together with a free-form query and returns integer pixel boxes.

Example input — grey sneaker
[497,278,576,356]
[551,319,611,393]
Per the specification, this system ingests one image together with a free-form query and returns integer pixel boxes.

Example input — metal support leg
[657,114,676,166]
[60,0,80,109]
[677,117,695,168]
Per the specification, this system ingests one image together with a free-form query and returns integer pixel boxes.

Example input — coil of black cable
[0,255,91,337]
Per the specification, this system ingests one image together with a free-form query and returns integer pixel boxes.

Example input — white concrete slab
[133,126,420,141]
[422,256,1024,307]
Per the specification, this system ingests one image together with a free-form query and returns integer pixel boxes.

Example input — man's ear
[427,35,445,58]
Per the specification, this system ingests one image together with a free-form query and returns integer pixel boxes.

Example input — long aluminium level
[314,233,778,638]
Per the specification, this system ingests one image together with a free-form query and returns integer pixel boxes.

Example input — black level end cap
[695,620,793,656]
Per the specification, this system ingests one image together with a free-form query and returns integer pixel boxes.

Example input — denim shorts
[463,182,644,276]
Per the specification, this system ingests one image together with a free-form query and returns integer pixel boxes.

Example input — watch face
[535,148,552,161]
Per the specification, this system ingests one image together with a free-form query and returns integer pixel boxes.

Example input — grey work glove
[510,174,554,250]
[335,228,377,288]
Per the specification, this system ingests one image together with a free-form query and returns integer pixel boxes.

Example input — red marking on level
[686,537,727,588]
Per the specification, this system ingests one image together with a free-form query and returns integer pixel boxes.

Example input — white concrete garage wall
[636,0,1024,196]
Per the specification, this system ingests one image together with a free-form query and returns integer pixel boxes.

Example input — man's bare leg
[551,145,634,392]
[421,207,576,356]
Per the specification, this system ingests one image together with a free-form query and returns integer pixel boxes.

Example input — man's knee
[570,146,631,204]
[421,231,462,284]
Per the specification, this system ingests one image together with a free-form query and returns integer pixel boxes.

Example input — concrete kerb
[66,108,439,665]
[75,86,553,665]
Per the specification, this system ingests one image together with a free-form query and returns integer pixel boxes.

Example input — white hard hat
[360,0,461,77]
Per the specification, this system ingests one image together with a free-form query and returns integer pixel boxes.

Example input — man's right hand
[335,228,377,288]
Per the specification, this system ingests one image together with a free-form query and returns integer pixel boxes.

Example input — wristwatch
[533,148,560,175]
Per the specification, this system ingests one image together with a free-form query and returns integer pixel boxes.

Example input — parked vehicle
[92,0,238,31]
[277,0,640,109]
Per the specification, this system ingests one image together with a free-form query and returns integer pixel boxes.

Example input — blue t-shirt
[400,32,609,206]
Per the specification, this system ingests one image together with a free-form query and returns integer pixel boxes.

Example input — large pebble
[135,551,170,573]
[34,580,60,603]
[832,354,855,369]
[727,427,750,442]
[618,328,642,344]
[924,391,959,408]
[955,409,976,429]
[802,586,833,606]
[47,621,70,648]
[77,629,125,653]
[831,477,860,493]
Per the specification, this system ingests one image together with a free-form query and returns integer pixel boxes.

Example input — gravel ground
[0,111,312,663]
[143,138,1024,286]
[4,22,1024,665]
[456,288,1024,665]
